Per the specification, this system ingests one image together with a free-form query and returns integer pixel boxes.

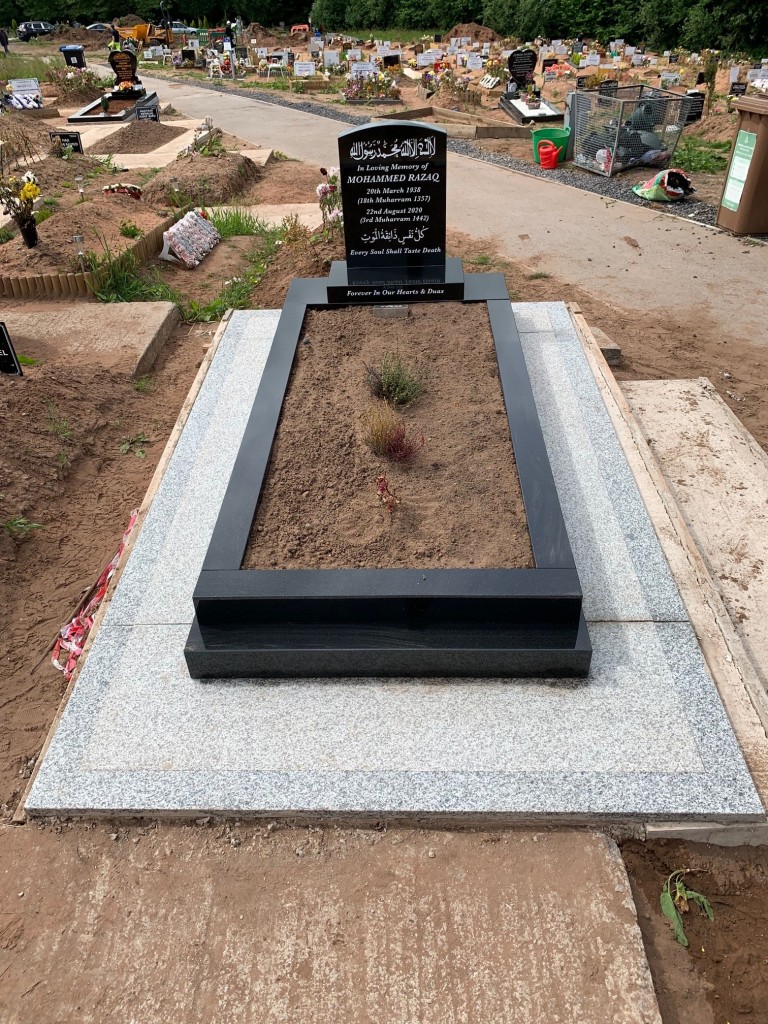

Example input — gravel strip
[164,77,726,229]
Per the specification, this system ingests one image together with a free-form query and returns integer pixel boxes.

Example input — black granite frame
[185,269,591,679]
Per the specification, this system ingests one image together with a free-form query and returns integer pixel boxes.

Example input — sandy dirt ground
[1,150,767,1023]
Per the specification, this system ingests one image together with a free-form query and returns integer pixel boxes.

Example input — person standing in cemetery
[0,27,9,55]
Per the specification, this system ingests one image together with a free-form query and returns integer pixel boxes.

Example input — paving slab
[0,828,662,1024]
[24,304,765,821]
[624,377,768,698]
[1,302,180,378]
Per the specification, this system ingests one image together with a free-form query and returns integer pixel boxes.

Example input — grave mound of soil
[50,26,107,46]
[1,193,166,272]
[95,120,187,155]
[30,152,106,193]
[243,302,533,571]
[447,22,500,42]
[141,151,261,207]
[244,22,284,46]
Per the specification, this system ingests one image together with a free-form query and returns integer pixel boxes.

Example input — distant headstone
[0,323,22,376]
[351,61,377,77]
[181,48,196,62]
[507,48,537,88]
[695,71,706,85]
[346,47,361,60]
[108,49,139,86]
[383,53,400,68]
[730,81,747,96]
[137,103,160,121]
[332,122,462,302]
[466,54,483,70]
[598,79,618,95]
[323,49,339,67]
[417,53,433,67]
[585,52,600,67]
[542,57,558,71]
[685,91,706,122]
[49,130,83,154]
[257,47,268,57]
[576,76,587,88]
[293,61,316,77]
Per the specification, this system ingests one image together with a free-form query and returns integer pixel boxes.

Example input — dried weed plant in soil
[242,302,533,571]
[94,120,187,156]
[623,839,768,1024]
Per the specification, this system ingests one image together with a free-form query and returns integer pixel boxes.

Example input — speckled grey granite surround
[25,305,765,820]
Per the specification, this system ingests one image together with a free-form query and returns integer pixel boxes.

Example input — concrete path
[140,74,768,351]
[0,824,661,1024]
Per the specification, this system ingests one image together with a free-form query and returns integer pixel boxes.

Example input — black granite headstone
[685,91,705,123]
[542,57,558,72]
[108,49,139,85]
[0,323,22,376]
[331,121,463,302]
[668,53,679,64]
[507,48,537,88]
[49,130,83,153]
[729,81,747,96]
[382,53,400,67]
[137,103,160,121]
[598,79,618,96]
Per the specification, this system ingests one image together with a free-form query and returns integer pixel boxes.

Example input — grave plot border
[185,271,591,679]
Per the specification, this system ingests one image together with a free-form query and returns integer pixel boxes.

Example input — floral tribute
[0,170,41,245]
[342,69,399,102]
[316,166,343,234]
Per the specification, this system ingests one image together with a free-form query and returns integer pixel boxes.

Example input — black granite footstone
[185,271,591,679]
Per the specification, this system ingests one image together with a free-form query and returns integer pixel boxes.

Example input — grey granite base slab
[25,304,764,820]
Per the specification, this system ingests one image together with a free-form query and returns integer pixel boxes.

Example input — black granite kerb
[184,271,591,679]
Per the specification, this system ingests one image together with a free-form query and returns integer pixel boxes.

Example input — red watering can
[537,140,562,169]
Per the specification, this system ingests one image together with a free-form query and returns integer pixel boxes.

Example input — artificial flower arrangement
[0,171,42,247]
[316,166,343,234]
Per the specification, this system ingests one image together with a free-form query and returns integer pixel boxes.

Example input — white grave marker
[293,60,316,77]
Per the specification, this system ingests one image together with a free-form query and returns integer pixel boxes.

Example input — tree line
[2,0,766,54]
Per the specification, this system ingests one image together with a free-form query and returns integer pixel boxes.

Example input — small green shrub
[365,352,425,406]
[2,515,43,538]
[46,402,73,440]
[119,221,144,239]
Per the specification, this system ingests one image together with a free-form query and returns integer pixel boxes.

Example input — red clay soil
[93,120,187,155]
[243,302,533,571]
[1,193,166,272]
[0,324,203,812]
[623,839,768,1024]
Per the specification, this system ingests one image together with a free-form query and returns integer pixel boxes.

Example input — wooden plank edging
[0,214,177,300]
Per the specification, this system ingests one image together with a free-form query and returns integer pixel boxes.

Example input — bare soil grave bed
[243,302,533,571]
[94,120,188,155]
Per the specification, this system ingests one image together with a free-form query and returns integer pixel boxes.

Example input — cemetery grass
[242,302,534,571]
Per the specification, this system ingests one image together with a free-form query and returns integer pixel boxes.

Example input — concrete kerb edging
[568,303,768,843]
[12,311,234,825]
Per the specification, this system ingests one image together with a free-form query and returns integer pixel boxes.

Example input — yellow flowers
[19,182,40,203]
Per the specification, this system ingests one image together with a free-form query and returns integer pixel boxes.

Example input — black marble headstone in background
[108,49,139,84]
[338,121,447,275]
[507,48,537,88]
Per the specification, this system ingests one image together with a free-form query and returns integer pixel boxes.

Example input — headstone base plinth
[326,257,465,304]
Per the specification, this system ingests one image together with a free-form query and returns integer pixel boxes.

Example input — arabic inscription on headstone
[338,122,446,274]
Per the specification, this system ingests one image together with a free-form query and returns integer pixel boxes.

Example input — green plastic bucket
[531,126,571,164]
